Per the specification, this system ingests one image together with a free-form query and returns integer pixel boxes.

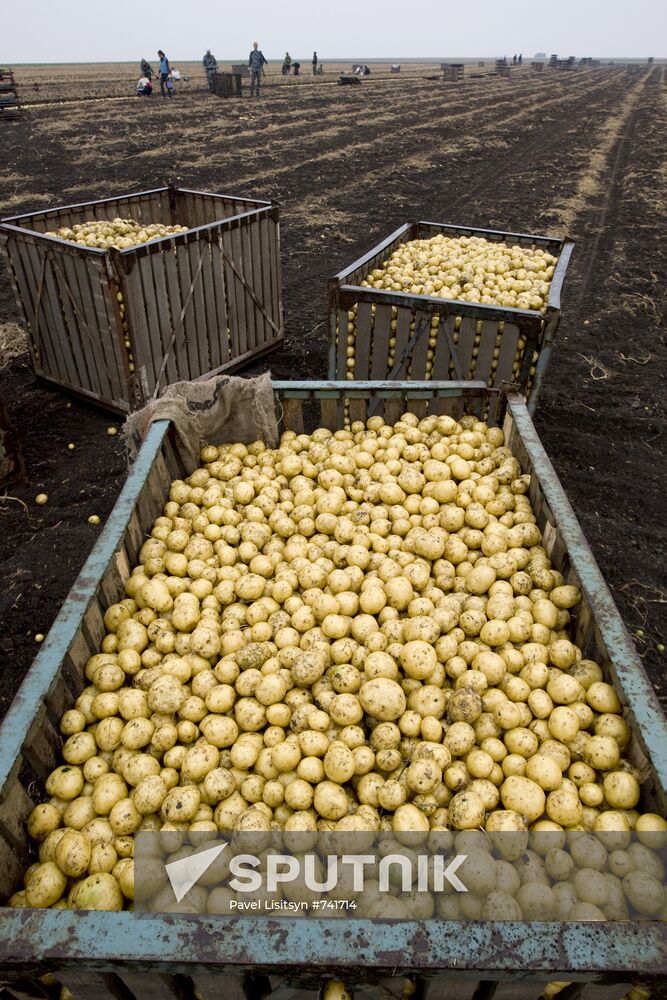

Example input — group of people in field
[136,52,181,97]
[136,45,321,99]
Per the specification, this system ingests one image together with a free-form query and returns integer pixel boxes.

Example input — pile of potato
[362,235,558,311]
[11,411,667,915]
[341,234,555,388]
[44,218,188,251]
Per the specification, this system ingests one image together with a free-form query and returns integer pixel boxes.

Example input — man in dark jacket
[248,42,267,97]
[140,58,153,80]
[202,50,217,91]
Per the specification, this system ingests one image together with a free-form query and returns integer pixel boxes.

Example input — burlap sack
[123,372,279,466]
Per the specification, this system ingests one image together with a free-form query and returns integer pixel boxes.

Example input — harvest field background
[0,59,665,715]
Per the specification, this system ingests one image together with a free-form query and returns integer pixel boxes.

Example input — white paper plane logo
[165,842,227,903]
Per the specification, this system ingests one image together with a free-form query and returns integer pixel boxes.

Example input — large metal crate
[0,187,283,413]
[329,222,573,415]
[0,380,665,999]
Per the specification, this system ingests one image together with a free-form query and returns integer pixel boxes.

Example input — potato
[25,861,68,907]
[69,872,124,911]
[27,804,62,842]
[359,678,406,721]
[55,830,92,878]
[500,776,546,823]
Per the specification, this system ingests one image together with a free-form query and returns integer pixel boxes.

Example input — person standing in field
[140,58,153,80]
[202,49,217,91]
[312,51,318,74]
[248,41,267,97]
[157,50,171,97]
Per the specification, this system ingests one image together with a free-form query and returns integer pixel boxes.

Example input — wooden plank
[188,237,211,377]
[456,315,477,379]
[210,238,231,368]
[0,828,23,899]
[336,307,349,381]
[117,972,184,1000]
[239,219,258,352]
[71,254,117,403]
[354,302,373,379]
[40,252,83,391]
[581,986,633,1000]
[176,241,200,381]
[409,308,432,379]
[267,216,281,337]
[494,323,521,388]
[134,255,164,395]
[81,598,106,651]
[320,398,338,431]
[489,983,550,1000]
[1,240,39,370]
[192,973,247,1000]
[97,263,133,408]
[58,253,107,399]
[0,780,33,858]
[221,229,244,361]
[149,250,179,389]
[230,224,252,357]
[370,303,392,380]
[200,239,221,375]
[475,319,498,387]
[21,242,64,385]
[162,242,187,384]
[384,397,404,425]
[86,258,125,404]
[0,979,51,1000]
[391,307,412,379]
[24,707,61,778]
[282,398,305,435]
[429,316,453,414]
[256,215,272,348]
[349,398,367,424]
[56,972,127,1000]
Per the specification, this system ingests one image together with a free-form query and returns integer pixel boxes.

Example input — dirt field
[0,61,665,719]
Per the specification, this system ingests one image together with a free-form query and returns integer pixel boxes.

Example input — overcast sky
[2,0,664,63]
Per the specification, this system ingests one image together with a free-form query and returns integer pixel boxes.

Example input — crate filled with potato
[329,222,574,414]
[0,379,665,997]
[0,187,283,413]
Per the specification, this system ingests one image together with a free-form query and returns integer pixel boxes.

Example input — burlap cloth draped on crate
[123,373,280,465]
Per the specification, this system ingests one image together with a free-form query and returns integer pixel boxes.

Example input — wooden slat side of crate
[1,191,282,412]
[113,206,283,398]
[0,383,665,990]
[0,230,134,412]
[329,222,573,415]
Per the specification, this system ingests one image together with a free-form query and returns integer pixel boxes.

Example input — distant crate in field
[0,187,283,413]
[442,63,464,81]
[328,220,573,415]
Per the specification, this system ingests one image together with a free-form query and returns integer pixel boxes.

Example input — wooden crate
[0,187,283,413]
[212,72,243,97]
[328,221,574,415]
[0,380,665,999]
[441,63,465,81]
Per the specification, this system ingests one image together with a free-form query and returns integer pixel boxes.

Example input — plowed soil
[0,62,665,718]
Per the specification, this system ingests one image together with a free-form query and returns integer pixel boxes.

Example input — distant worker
[137,76,153,96]
[248,41,267,97]
[202,49,217,91]
[518,53,523,65]
[282,51,292,75]
[312,51,318,75]
[293,61,300,76]
[157,50,171,97]
[171,66,181,80]
[512,53,517,65]
[140,58,153,80]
